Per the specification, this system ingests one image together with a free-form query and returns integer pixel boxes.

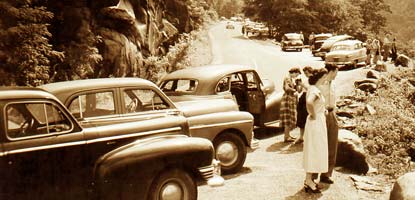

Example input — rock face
[390,172,415,200]
[395,54,414,68]
[336,129,369,174]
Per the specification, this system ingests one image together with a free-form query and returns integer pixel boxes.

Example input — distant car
[325,40,367,69]
[310,33,333,56]
[159,64,283,128]
[315,34,354,60]
[41,78,257,174]
[226,22,235,29]
[281,33,304,52]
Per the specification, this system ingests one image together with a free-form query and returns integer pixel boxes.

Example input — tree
[0,0,63,86]
[352,0,391,34]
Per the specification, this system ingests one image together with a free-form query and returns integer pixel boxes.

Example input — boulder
[354,79,378,88]
[390,172,415,200]
[365,104,376,115]
[374,61,387,72]
[336,110,355,118]
[357,83,377,93]
[367,70,380,79]
[336,129,369,174]
[395,54,414,68]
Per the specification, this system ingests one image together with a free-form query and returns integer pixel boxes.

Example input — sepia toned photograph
[0,0,414,199]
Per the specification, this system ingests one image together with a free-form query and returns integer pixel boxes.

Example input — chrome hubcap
[160,182,183,200]
[216,141,238,167]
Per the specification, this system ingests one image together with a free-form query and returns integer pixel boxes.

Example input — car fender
[185,111,254,146]
[94,135,214,180]
[261,91,282,125]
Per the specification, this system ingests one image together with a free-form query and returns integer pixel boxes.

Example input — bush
[354,68,415,178]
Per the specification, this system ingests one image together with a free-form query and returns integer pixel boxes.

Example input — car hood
[175,99,239,117]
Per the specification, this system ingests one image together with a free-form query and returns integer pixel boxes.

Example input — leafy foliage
[0,0,63,86]
[354,68,415,178]
[243,0,390,41]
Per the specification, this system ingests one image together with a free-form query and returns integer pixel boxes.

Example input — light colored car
[41,78,257,174]
[315,34,354,59]
[226,22,235,29]
[325,40,367,69]
[281,33,304,52]
[159,64,283,128]
[310,33,333,56]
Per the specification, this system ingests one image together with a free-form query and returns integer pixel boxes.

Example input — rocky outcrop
[390,172,415,200]
[395,54,414,68]
[336,129,369,174]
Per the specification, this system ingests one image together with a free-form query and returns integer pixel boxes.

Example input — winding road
[197,21,385,200]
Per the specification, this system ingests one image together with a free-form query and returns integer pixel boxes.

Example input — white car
[325,40,367,69]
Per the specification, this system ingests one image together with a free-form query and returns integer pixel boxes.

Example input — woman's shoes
[284,136,296,143]
[304,182,321,193]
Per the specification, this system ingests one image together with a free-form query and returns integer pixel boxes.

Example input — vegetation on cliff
[354,68,415,178]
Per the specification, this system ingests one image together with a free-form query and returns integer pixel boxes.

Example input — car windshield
[331,45,353,51]
[285,34,301,40]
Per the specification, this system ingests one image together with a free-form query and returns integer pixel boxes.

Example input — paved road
[197,21,386,200]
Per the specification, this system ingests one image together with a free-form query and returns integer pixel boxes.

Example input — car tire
[148,168,197,200]
[282,47,286,52]
[213,132,247,174]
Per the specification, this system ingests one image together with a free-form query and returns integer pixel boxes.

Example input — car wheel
[281,47,286,52]
[299,48,303,52]
[148,168,197,200]
[213,132,247,174]
[321,56,325,61]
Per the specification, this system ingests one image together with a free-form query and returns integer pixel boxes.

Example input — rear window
[161,79,198,93]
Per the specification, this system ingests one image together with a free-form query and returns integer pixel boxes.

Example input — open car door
[244,71,265,114]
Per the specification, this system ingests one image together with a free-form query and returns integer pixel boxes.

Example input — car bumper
[325,61,353,66]
[283,46,303,49]
[199,159,224,187]
[250,138,260,150]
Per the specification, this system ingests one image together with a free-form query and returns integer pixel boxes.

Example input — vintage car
[0,87,217,199]
[325,40,367,69]
[310,33,333,56]
[281,33,304,52]
[41,78,257,174]
[159,64,283,128]
[226,22,235,29]
[245,22,269,37]
[315,34,354,60]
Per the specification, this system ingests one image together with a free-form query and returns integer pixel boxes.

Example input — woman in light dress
[303,68,329,193]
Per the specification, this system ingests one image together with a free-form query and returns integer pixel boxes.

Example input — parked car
[315,34,354,60]
[281,33,304,52]
[159,64,283,128]
[0,87,217,199]
[226,22,235,29]
[41,78,257,174]
[310,33,333,56]
[325,40,367,69]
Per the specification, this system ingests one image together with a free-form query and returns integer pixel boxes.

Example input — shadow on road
[197,167,253,186]
[254,127,284,140]
[266,142,303,154]
[285,188,324,200]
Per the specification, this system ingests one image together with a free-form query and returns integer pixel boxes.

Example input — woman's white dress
[303,86,328,173]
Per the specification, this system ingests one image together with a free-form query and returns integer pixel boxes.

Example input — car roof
[162,64,254,81]
[161,64,255,95]
[0,87,58,101]
[333,40,362,46]
[284,33,301,36]
[315,33,333,37]
[327,35,352,40]
[40,78,158,103]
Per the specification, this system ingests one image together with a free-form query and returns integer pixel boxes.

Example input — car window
[6,102,72,139]
[332,45,352,51]
[216,76,230,93]
[161,79,198,93]
[68,91,115,119]
[123,88,170,113]
[246,71,259,89]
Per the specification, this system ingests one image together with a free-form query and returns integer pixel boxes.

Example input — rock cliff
[46,0,212,79]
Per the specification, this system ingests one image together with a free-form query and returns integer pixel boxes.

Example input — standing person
[280,67,301,143]
[295,66,314,144]
[317,64,339,184]
[308,32,315,46]
[372,39,381,65]
[383,34,391,62]
[303,68,329,193]
[365,38,373,66]
[391,37,398,62]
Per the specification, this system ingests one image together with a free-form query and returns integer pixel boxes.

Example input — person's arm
[306,91,318,120]
[283,78,296,93]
